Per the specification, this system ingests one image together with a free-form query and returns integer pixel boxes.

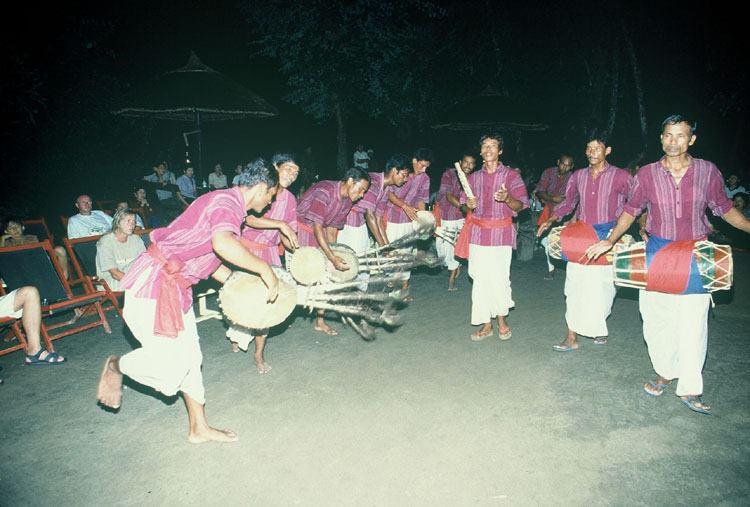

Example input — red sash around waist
[454,212,513,259]
[147,243,191,338]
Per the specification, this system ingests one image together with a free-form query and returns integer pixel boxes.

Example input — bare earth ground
[1,251,749,505]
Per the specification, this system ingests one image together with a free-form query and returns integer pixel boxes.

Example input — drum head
[288,247,328,285]
[327,243,359,283]
[219,271,298,329]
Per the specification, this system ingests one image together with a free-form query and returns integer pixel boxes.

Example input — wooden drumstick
[454,162,475,200]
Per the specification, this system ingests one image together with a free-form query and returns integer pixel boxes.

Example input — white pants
[564,262,616,338]
[386,221,418,281]
[119,270,205,404]
[338,223,371,291]
[436,218,464,271]
[541,235,554,272]
[639,290,710,396]
[468,244,514,325]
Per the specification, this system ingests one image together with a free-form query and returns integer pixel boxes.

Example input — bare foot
[96,355,123,409]
[470,327,493,341]
[314,322,338,336]
[255,359,272,375]
[188,426,239,444]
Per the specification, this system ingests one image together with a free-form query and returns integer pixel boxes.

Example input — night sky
[1,0,746,229]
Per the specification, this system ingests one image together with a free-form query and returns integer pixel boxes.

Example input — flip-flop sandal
[643,380,669,396]
[24,350,65,366]
[470,331,493,342]
[552,343,578,352]
[593,337,608,345]
[680,395,712,415]
[499,329,512,341]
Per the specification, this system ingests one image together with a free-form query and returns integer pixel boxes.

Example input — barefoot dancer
[457,133,529,342]
[96,166,280,443]
[296,168,371,335]
[381,148,433,300]
[537,130,632,351]
[227,154,300,374]
[435,151,476,291]
[587,115,750,415]
[338,154,411,289]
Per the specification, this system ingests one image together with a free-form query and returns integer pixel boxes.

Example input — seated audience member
[0,286,66,365]
[129,185,163,227]
[734,192,750,219]
[725,174,747,198]
[67,195,113,239]
[115,201,145,228]
[176,166,197,208]
[142,161,181,221]
[231,164,244,186]
[209,163,228,189]
[2,218,69,278]
[95,209,146,290]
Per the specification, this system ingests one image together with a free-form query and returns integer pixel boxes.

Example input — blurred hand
[537,218,555,237]
[494,184,509,203]
[260,268,279,303]
[585,239,614,260]
[466,197,477,210]
[281,224,299,250]
[332,256,350,271]
[403,206,418,222]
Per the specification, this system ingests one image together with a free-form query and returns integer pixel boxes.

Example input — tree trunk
[334,98,347,175]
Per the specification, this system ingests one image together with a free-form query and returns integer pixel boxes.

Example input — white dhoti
[468,244,514,325]
[338,223,371,291]
[639,290,710,396]
[386,221,418,281]
[119,269,205,404]
[541,235,554,273]
[435,218,464,271]
[564,262,616,338]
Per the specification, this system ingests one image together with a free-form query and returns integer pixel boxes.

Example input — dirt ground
[1,251,749,505]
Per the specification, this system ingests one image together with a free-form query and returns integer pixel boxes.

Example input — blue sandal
[25,350,66,366]
[680,396,712,415]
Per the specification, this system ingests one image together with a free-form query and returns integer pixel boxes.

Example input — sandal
[680,395,712,415]
[25,349,66,366]
[470,330,493,342]
[498,328,512,341]
[643,380,670,397]
[593,337,608,345]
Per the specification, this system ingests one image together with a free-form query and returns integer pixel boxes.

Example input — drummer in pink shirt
[297,167,371,335]
[96,165,279,443]
[587,115,750,415]
[460,133,529,342]
[227,154,300,374]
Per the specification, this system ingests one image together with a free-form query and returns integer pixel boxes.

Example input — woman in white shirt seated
[95,208,146,290]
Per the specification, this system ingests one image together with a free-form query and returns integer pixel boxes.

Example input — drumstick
[454,162,475,200]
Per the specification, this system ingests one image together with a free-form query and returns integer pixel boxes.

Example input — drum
[326,243,359,283]
[613,240,733,293]
[287,244,360,285]
[414,210,437,239]
[219,271,298,329]
[547,225,634,263]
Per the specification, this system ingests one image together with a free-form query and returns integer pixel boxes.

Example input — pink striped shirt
[384,172,430,224]
[535,166,572,197]
[120,187,246,312]
[623,158,733,240]
[437,168,465,221]
[346,172,384,227]
[297,180,354,247]
[460,163,529,247]
[553,164,632,224]
[242,188,297,266]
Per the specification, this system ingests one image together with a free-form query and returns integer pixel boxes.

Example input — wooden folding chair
[60,215,69,234]
[63,234,124,318]
[0,240,112,351]
[21,218,54,244]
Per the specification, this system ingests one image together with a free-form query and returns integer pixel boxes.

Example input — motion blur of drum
[287,243,359,285]
[414,211,438,240]
[547,224,634,264]
[612,240,733,294]
[219,271,298,329]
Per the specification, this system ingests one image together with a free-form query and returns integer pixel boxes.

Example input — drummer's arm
[585,212,636,259]
[722,207,750,234]
[212,231,278,300]
[365,210,387,247]
[313,223,348,270]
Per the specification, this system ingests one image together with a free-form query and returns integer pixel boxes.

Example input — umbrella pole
[196,110,203,182]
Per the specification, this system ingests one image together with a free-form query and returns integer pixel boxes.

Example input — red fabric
[147,244,191,338]
[432,202,442,228]
[454,213,512,259]
[646,240,696,294]
[560,221,610,266]
[537,203,552,226]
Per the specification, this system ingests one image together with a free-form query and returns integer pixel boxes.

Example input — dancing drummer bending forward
[96,165,280,443]
[537,129,632,351]
[457,133,529,342]
[587,115,750,415]
[296,167,371,335]
[228,154,300,374]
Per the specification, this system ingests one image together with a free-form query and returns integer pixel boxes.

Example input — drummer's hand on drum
[332,255,350,271]
[260,266,279,303]
[466,197,477,210]
[280,223,299,250]
[494,184,509,203]
[586,239,614,260]
[403,205,419,222]
[639,228,649,242]
[536,218,555,237]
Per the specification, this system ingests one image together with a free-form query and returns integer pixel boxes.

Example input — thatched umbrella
[112,51,278,177]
